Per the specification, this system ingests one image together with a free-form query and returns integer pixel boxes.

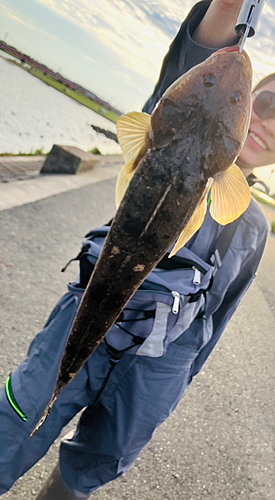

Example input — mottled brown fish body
[151,50,252,172]
[56,149,206,393]
[31,49,252,433]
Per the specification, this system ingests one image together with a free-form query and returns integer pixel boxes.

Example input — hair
[253,73,275,92]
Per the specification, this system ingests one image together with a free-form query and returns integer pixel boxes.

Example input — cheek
[238,138,266,168]
[239,142,275,168]
[249,107,261,127]
[238,141,257,165]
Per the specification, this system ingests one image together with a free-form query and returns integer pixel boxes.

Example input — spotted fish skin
[31,48,252,434]
[55,148,204,392]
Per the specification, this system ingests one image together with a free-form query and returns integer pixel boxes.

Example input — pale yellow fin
[210,163,251,225]
[169,180,212,258]
[116,112,151,164]
[116,160,135,208]
[169,197,207,258]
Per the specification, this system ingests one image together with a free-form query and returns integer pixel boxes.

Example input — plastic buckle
[106,345,121,362]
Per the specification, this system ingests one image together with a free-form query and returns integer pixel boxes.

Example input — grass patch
[270,221,275,234]
[88,147,102,155]
[24,65,120,123]
[4,58,121,123]
[0,148,47,157]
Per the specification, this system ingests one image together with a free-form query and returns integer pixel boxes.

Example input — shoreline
[0,52,121,124]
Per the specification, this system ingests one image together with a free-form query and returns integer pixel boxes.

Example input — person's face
[237,80,275,171]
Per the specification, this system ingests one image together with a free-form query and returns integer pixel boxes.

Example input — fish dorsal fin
[116,160,135,207]
[169,180,212,258]
[116,112,151,164]
[210,163,251,225]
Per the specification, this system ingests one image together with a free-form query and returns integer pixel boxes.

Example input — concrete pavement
[0,155,123,211]
[0,172,274,499]
[0,156,45,182]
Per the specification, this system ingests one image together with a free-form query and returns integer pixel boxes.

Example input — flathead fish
[31,47,252,435]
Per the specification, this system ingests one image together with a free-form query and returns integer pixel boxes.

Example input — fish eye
[203,74,215,87]
[230,92,242,104]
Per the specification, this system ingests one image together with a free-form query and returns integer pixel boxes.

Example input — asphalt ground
[0,175,274,499]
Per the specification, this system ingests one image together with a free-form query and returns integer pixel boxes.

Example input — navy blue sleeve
[143,0,215,114]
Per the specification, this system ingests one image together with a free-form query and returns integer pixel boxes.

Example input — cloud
[1,4,34,28]
[29,0,275,86]
[92,15,115,32]
[112,68,146,92]
[30,0,193,83]
[3,0,275,111]
[7,13,30,26]
[245,1,275,85]
[81,53,96,64]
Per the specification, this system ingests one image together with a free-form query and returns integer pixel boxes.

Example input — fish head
[151,47,252,175]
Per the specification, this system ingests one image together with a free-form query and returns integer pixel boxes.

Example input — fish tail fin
[29,394,57,437]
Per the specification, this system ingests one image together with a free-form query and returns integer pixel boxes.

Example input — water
[0,56,121,156]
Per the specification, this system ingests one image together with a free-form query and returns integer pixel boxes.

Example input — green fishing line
[5,375,27,421]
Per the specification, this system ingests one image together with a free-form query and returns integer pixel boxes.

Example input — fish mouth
[216,46,252,72]
[216,46,240,53]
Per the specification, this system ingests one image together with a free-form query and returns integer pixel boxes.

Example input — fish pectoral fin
[169,190,209,258]
[210,163,251,225]
[116,112,151,164]
[116,112,151,207]
[116,160,135,207]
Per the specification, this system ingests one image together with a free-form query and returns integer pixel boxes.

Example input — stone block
[40,145,101,174]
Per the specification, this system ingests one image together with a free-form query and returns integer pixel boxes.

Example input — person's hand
[192,0,244,48]
[216,0,244,12]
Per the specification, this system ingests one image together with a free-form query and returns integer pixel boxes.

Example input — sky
[1,0,275,114]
